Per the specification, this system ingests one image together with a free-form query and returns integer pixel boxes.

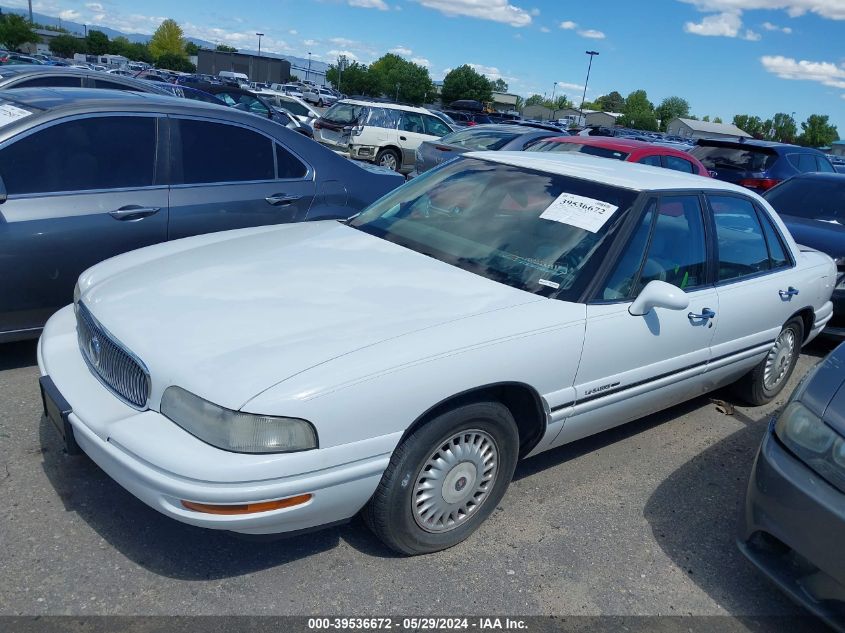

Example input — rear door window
[709,195,771,281]
[399,112,425,134]
[758,209,790,269]
[92,78,143,91]
[0,115,156,194]
[174,119,274,184]
[790,153,817,173]
[664,155,695,173]
[17,75,83,88]
[637,155,662,167]
[423,114,451,137]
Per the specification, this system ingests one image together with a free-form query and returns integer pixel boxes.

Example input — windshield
[765,178,845,223]
[690,144,777,171]
[440,128,521,151]
[527,141,630,160]
[349,157,638,298]
[322,102,365,124]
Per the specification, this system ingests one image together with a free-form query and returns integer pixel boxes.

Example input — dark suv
[690,138,836,193]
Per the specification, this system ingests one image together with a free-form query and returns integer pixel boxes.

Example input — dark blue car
[764,172,845,338]
[739,340,845,631]
[690,138,836,193]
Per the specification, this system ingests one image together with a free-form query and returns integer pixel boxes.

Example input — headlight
[160,386,318,454]
[775,401,845,492]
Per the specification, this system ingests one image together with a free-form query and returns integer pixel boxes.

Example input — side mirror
[0,174,6,204]
[629,280,689,316]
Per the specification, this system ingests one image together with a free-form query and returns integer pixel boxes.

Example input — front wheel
[733,317,804,406]
[363,402,519,555]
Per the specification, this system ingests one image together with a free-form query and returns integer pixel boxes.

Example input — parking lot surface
[0,337,834,617]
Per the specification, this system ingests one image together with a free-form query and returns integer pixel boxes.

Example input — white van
[315,99,454,172]
[218,71,249,83]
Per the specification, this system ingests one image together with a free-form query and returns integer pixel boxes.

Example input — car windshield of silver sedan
[349,157,638,298]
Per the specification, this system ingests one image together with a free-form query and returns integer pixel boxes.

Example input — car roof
[337,98,431,113]
[468,151,752,194]
[543,136,656,151]
[695,137,822,153]
[0,86,232,114]
[789,172,845,183]
[451,124,542,135]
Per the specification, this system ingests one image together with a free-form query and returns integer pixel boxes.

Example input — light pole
[579,50,599,126]
[306,52,312,81]
[337,54,348,93]
[256,33,263,56]
[256,33,264,83]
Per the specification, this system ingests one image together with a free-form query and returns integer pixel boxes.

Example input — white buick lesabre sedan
[38,153,835,555]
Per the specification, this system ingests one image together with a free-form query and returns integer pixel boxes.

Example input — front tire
[363,402,519,555]
[733,317,804,406]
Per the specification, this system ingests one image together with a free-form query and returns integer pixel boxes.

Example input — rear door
[167,116,315,239]
[706,193,800,359]
[554,194,718,447]
[0,113,167,338]
[397,111,431,168]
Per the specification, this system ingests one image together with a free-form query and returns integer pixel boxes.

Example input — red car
[528,136,711,177]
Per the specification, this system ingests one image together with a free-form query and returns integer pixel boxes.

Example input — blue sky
[14,0,845,131]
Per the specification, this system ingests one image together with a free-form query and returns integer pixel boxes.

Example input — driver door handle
[779,287,799,299]
[265,194,301,206]
[109,205,161,221]
[688,308,716,321]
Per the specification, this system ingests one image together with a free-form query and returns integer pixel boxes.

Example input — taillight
[467,121,477,126]
[738,178,780,191]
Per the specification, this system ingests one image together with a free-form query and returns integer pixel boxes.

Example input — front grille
[76,302,150,409]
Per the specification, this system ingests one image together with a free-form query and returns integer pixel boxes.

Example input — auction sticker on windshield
[0,103,32,128]
[540,192,618,233]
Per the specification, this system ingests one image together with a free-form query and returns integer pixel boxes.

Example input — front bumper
[739,429,845,631]
[37,305,394,535]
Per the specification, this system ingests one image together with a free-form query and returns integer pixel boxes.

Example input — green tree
[655,96,690,131]
[596,90,625,113]
[798,114,839,147]
[524,94,545,107]
[108,35,132,57]
[367,53,434,105]
[767,112,798,143]
[185,41,200,56]
[156,52,195,72]
[618,89,657,131]
[549,95,572,110]
[215,44,237,53]
[491,78,508,92]
[0,14,38,51]
[49,33,85,58]
[85,30,109,55]
[441,64,493,105]
[714,117,723,123]
[732,114,764,137]
[149,19,185,59]
[326,61,378,97]
[127,42,153,63]
[702,115,710,122]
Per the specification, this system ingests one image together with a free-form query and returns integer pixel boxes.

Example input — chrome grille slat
[76,302,150,409]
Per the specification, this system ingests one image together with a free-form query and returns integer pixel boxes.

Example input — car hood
[781,214,845,260]
[81,221,542,410]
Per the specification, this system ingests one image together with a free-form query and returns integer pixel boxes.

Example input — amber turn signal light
[181,494,313,515]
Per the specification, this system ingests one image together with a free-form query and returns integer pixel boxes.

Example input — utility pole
[256,33,264,84]
[306,52,312,81]
[27,0,33,23]
[579,50,599,127]
[337,54,347,92]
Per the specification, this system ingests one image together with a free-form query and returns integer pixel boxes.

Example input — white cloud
[762,21,792,32]
[390,45,414,55]
[59,9,80,20]
[578,28,605,39]
[327,49,359,62]
[84,2,103,10]
[540,26,550,32]
[288,29,298,35]
[559,20,577,29]
[329,37,358,46]
[680,0,845,20]
[556,81,585,91]
[412,56,431,67]
[348,0,389,9]
[683,11,760,39]
[303,39,318,47]
[761,55,845,89]
[413,0,533,27]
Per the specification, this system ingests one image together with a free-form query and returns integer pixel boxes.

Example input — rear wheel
[375,148,400,171]
[733,317,804,405]
[363,401,519,555]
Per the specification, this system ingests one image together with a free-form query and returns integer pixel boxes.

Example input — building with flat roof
[197,50,291,84]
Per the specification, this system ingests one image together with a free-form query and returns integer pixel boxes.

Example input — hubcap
[412,430,498,533]
[379,153,397,170]
[764,328,796,390]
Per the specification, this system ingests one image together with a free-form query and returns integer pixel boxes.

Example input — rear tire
[363,401,519,556]
[732,317,804,406]
[375,148,400,171]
